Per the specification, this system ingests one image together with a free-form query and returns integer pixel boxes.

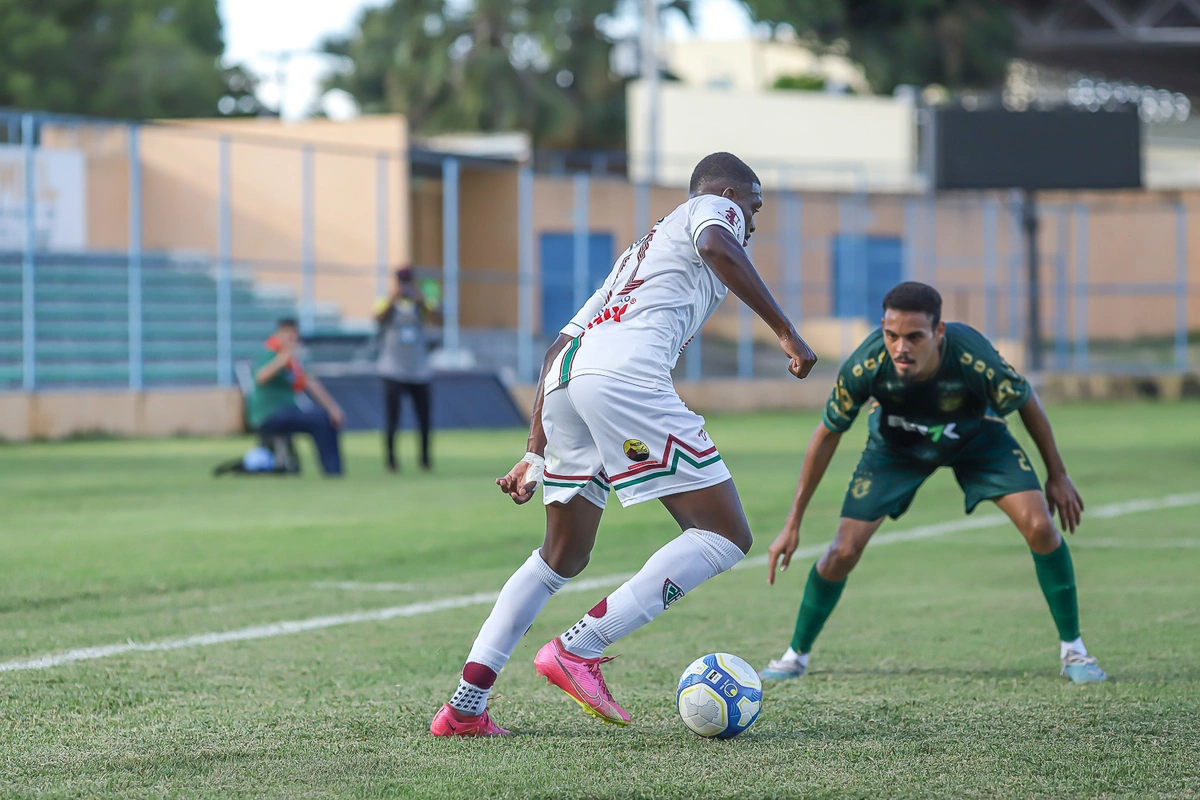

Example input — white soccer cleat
[1061,652,1107,684]
[759,656,806,682]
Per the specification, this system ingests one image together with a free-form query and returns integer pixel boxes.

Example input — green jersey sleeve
[823,330,886,433]
[949,324,1031,416]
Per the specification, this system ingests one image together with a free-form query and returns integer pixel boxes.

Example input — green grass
[2,403,1200,798]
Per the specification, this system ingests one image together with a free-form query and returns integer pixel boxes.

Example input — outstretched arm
[496,333,573,504]
[696,225,817,379]
[767,423,843,584]
[1018,389,1084,533]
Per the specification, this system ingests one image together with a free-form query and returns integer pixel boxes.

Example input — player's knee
[825,539,865,574]
[1023,514,1061,553]
[543,549,589,578]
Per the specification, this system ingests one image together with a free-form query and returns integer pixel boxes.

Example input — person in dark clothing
[375,268,436,472]
[249,319,346,476]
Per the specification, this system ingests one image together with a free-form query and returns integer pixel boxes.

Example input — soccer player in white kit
[431,153,817,736]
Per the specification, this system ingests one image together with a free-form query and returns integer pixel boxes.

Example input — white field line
[313,581,421,592]
[3,492,1199,674]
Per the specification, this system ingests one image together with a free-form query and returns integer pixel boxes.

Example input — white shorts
[541,375,731,509]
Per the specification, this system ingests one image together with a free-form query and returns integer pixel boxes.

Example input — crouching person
[249,318,346,476]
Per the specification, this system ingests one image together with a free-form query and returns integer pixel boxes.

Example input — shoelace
[588,655,619,700]
[1063,653,1098,667]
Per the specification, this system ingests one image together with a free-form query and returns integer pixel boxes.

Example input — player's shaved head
[689,152,760,195]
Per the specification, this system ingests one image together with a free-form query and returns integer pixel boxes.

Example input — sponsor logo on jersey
[939,394,965,412]
[662,579,685,609]
[887,415,960,442]
[587,302,630,329]
[623,439,650,462]
[724,206,739,226]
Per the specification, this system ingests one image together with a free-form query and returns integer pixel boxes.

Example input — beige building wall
[663,39,870,95]
[418,171,1196,346]
[627,81,919,192]
[0,388,243,441]
[43,115,410,323]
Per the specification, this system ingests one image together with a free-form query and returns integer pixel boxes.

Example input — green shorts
[840,420,1042,521]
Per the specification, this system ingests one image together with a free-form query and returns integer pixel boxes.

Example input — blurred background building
[1,0,1198,440]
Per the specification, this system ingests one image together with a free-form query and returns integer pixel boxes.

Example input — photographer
[375,267,437,473]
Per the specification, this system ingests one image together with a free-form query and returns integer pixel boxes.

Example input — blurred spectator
[375,267,436,472]
[249,319,346,476]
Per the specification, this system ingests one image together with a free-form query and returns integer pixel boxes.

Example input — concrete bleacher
[0,253,339,390]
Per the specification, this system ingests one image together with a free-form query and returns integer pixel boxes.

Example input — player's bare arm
[304,376,345,430]
[496,333,573,504]
[1019,389,1084,533]
[766,423,843,585]
[696,225,817,379]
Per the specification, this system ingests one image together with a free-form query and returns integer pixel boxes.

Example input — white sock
[1060,637,1087,659]
[781,647,809,668]
[561,528,745,659]
[449,549,568,715]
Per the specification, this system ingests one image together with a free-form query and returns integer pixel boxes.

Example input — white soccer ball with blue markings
[676,653,763,738]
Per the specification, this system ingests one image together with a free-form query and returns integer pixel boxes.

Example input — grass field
[2,402,1200,799]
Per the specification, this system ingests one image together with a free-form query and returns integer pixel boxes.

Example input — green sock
[790,563,847,654]
[1031,540,1081,642]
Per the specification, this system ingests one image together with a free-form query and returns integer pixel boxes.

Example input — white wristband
[521,452,545,490]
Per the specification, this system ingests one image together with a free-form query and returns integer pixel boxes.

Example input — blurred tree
[0,0,257,119]
[324,0,691,149]
[742,0,1014,94]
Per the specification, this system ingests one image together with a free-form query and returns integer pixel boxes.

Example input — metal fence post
[375,153,389,299]
[517,165,535,383]
[216,136,233,387]
[573,172,590,312]
[982,197,998,341]
[21,114,35,392]
[442,157,460,352]
[902,197,918,282]
[783,189,802,323]
[1054,205,1069,370]
[1008,191,1022,341]
[922,194,937,284]
[738,241,754,379]
[1073,204,1089,372]
[685,329,702,381]
[635,181,650,239]
[128,124,143,390]
[1176,200,1189,372]
[301,145,316,335]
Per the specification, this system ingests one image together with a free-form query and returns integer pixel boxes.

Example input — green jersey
[823,322,1031,462]
[247,347,299,429]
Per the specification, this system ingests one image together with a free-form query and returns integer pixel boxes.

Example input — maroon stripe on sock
[588,597,608,618]
[462,662,497,689]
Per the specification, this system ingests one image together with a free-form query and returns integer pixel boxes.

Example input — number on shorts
[1013,449,1032,472]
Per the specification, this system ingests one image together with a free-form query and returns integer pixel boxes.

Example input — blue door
[540,233,614,335]
[832,235,903,319]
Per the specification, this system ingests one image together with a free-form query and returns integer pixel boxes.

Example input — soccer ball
[676,653,763,738]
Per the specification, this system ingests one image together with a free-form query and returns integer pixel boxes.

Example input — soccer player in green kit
[761,282,1106,684]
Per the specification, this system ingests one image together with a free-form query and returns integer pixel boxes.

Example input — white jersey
[545,194,746,394]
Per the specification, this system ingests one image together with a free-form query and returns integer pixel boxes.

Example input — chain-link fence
[1,111,1196,394]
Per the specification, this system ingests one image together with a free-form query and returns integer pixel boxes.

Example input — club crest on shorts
[623,439,650,462]
[662,579,684,609]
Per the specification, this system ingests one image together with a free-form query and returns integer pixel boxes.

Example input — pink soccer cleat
[533,637,631,726]
[429,703,510,737]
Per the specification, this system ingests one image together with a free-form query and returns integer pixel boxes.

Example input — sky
[217,0,756,120]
